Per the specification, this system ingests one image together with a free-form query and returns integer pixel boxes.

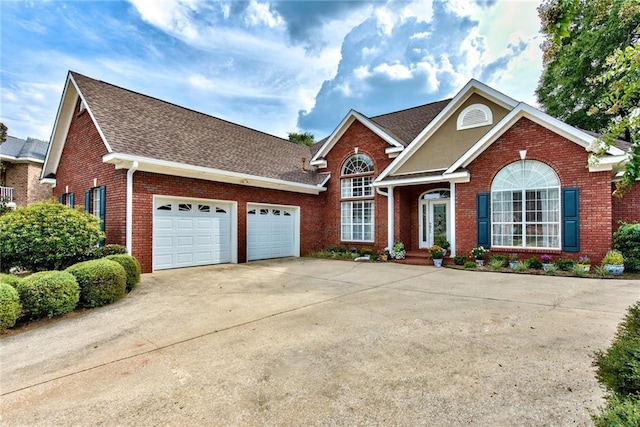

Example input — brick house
[1,136,52,208]
[42,72,639,273]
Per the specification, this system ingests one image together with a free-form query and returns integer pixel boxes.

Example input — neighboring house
[42,71,639,273]
[0,136,52,207]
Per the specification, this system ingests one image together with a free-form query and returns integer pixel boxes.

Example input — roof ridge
[69,71,307,149]
[371,98,452,120]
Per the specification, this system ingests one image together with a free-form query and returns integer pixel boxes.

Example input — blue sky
[1,0,543,141]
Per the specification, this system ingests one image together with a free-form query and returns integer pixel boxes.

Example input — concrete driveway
[1,259,638,426]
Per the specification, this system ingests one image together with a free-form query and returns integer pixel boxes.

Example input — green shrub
[545,265,558,275]
[434,235,450,250]
[591,396,640,427]
[489,255,506,265]
[66,259,126,307]
[82,244,128,261]
[0,273,20,288]
[556,258,576,271]
[526,257,543,269]
[0,202,104,272]
[594,265,609,278]
[16,271,79,319]
[0,282,22,330]
[571,263,588,277]
[104,255,141,291]
[489,258,505,270]
[464,261,476,269]
[592,302,640,398]
[514,261,530,272]
[453,255,467,265]
[613,222,640,272]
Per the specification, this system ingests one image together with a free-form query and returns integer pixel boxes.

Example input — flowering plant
[540,254,553,264]
[428,245,444,259]
[470,246,488,259]
[578,256,591,265]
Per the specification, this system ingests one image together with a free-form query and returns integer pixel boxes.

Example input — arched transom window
[341,154,374,242]
[491,160,560,249]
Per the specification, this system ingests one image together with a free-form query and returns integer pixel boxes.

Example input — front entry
[419,190,450,248]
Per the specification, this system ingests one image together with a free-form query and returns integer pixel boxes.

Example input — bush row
[0,255,141,330]
[591,301,640,426]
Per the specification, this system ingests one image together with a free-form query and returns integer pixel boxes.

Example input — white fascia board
[588,154,630,172]
[103,153,326,195]
[0,155,45,164]
[319,173,331,187]
[385,146,404,154]
[444,103,623,175]
[41,72,113,180]
[40,177,57,187]
[372,170,470,188]
[310,159,327,168]
[376,80,519,183]
[310,110,404,163]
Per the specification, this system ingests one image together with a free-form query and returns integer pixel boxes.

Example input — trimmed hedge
[591,396,640,427]
[0,202,104,272]
[0,282,22,330]
[16,271,79,319]
[0,273,21,288]
[104,255,141,291]
[66,259,126,308]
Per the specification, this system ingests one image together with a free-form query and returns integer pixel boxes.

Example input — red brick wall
[320,120,395,253]
[456,117,613,263]
[27,163,53,204]
[612,182,640,228]
[53,101,127,247]
[54,98,327,273]
[130,172,326,272]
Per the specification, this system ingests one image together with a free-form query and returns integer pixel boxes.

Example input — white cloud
[375,7,395,36]
[373,63,413,80]
[130,0,200,41]
[243,0,282,28]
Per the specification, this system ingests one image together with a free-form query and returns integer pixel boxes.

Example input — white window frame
[491,160,561,250]
[340,154,374,242]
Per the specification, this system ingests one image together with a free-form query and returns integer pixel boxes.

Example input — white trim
[0,155,45,164]
[588,155,630,172]
[152,195,238,272]
[68,73,113,154]
[386,186,394,250]
[450,182,456,257]
[310,110,405,164]
[125,161,139,255]
[246,202,300,260]
[377,79,519,182]
[373,170,470,188]
[310,159,327,168]
[445,103,627,175]
[103,153,326,195]
[456,103,493,130]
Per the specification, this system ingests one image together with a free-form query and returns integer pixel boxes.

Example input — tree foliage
[0,122,7,143]
[288,131,315,146]
[537,0,640,196]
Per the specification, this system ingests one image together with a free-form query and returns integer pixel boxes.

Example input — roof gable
[376,79,519,183]
[43,71,325,191]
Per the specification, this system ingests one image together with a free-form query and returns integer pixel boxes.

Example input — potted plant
[601,250,625,276]
[389,241,406,260]
[541,254,553,271]
[428,245,444,268]
[470,246,488,266]
[433,235,450,257]
[577,256,591,273]
[509,253,519,269]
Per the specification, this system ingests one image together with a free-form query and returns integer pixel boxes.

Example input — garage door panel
[154,198,232,270]
[247,205,296,261]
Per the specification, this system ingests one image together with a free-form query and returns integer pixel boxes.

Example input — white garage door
[153,198,232,270]
[247,205,296,261]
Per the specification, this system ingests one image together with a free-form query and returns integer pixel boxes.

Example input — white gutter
[126,161,139,255]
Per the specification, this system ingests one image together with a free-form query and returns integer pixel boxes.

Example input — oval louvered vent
[457,103,493,130]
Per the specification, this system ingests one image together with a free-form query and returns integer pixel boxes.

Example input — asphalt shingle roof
[369,99,451,146]
[71,72,323,186]
[0,136,48,161]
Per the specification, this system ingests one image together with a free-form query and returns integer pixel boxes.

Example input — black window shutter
[84,190,91,212]
[58,194,64,204]
[562,188,580,252]
[477,192,491,248]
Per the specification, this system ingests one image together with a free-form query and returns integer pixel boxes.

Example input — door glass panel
[422,204,427,243]
[433,203,447,240]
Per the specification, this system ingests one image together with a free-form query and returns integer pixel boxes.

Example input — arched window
[341,154,374,242]
[457,103,493,130]
[491,160,560,248]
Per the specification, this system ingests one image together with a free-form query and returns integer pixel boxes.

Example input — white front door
[419,193,450,248]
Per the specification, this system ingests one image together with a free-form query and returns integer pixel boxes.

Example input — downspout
[126,161,139,255]
[376,186,395,250]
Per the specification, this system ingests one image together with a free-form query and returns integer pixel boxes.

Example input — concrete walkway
[1,259,638,426]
